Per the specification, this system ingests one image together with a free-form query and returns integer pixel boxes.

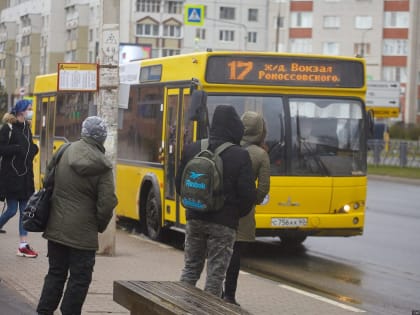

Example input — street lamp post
[360,28,372,57]
[206,17,248,51]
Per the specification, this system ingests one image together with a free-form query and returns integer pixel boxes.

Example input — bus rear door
[37,95,56,186]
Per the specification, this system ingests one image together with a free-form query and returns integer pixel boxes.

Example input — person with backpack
[223,111,271,305]
[175,105,256,298]
[0,99,39,258]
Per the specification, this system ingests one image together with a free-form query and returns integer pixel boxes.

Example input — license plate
[271,218,308,227]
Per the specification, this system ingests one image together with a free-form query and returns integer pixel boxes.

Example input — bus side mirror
[367,109,375,138]
[189,90,207,121]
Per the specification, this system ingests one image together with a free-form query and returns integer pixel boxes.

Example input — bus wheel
[279,235,307,246]
[145,189,162,241]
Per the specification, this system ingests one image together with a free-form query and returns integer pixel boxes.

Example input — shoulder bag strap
[43,143,71,188]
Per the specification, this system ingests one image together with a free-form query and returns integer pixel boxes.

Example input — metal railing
[367,139,420,168]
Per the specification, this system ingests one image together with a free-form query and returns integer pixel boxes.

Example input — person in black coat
[175,105,256,298]
[0,99,39,258]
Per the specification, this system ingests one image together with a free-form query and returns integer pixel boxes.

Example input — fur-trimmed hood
[2,112,17,124]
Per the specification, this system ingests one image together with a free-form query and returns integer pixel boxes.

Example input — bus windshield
[207,95,366,177]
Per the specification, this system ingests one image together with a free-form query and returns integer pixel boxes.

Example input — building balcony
[66,18,79,29]
[22,26,33,35]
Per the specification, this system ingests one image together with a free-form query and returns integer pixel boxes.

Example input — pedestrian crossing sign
[184,4,204,26]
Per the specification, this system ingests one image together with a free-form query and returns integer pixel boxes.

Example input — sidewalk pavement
[0,208,363,315]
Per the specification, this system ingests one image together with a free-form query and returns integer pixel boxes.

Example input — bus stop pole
[97,0,120,256]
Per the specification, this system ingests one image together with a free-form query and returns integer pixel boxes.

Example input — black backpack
[180,139,234,212]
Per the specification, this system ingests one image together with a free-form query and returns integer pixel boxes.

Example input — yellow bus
[33,51,372,245]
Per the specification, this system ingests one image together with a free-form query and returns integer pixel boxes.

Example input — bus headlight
[337,201,363,213]
[338,204,351,213]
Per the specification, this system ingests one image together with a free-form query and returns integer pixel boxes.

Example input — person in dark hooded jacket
[175,105,256,298]
[36,116,118,315]
[224,111,271,305]
[0,99,39,258]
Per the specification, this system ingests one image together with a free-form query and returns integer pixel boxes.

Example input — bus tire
[279,234,307,246]
[145,189,162,241]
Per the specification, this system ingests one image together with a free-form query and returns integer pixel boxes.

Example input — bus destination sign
[206,56,364,88]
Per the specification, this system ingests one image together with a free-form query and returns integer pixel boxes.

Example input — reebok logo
[185,179,206,190]
[182,198,205,209]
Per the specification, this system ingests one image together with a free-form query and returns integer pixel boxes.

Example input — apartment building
[0,0,418,123]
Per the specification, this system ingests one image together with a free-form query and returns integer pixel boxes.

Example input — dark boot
[223,295,240,306]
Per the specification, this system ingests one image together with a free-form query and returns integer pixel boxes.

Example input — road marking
[279,284,366,313]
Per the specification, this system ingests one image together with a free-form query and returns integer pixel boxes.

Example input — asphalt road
[242,176,420,314]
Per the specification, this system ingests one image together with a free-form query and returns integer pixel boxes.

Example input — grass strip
[368,165,420,179]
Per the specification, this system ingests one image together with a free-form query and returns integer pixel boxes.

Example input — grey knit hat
[81,116,108,144]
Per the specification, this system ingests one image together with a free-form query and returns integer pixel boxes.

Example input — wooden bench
[113,280,252,315]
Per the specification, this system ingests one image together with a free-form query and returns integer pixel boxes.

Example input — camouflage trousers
[180,219,236,297]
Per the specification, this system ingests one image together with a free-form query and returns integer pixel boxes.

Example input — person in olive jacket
[0,99,39,258]
[224,111,271,305]
[175,105,256,298]
[37,116,118,315]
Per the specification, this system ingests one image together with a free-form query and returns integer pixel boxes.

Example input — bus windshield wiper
[300,139,330,176]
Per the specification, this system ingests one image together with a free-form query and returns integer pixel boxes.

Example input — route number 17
[227,61,253,80]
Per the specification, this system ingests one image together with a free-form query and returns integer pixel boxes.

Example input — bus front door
[163,88,193,228]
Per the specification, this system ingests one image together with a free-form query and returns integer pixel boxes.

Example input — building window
[220,7,235,20]
[323,42,339,55]
[162,49,180,57]
[355,16,372,29]
[274,16,285,29]
[66,28,78,40]
[65,50,77,62]
[383,39,408,56]
[136,0,160,13]
[290,39,312,53]
[195,28,206,40]
[248,31,257,43]
[248,8,258,22]
[163,24,181,38]
[384,12,409,28]
[382,67,407,83]
[165,1,182,14]
[290,12,312,27]
[323,16,340,28]
[136,23,159,37]
[65,6,76,19]
[21,35,30,47]
[219,30,235,42]
[354,43,370,56]
[89,29,93,42]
